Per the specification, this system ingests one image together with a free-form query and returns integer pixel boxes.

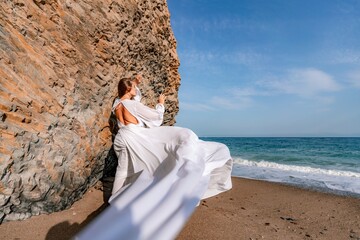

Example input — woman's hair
[117,77,133,98]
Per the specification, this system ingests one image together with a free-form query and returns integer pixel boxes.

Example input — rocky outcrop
[0,0,180,222]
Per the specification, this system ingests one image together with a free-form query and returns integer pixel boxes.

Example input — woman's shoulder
[120,99,140,111]
[113,98,135,106]
[121,99,137,105]
[112,98,141,114]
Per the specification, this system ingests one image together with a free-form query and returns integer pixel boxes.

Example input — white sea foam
[232,157,360,196]
[233,157,360,178]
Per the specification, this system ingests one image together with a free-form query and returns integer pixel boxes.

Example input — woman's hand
[134,74,142,85]
[158,94,166,105]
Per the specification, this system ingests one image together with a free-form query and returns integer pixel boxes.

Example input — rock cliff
[0,0,180,222]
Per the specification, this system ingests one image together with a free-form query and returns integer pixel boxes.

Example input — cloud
[348,70,360,88]
[181,95,253,112]
[230,87,272,97]
[222,51,265,66]
[180,50,215,64]
[173,17,269,33]
[328,49,360,64]
[257,68,342,97]
[178,50,220,74]
[210,96,253,110]
[180,49,264,67]
[314,96,336,105]
[216,68,342,109]
[181,68,342,112]
[180,102,215,111]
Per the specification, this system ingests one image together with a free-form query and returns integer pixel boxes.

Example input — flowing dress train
[75,98,232,240]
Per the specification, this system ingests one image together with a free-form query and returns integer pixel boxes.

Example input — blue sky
[167,0,360,137]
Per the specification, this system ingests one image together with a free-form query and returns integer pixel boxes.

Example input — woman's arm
[133,94,166,127]
[133,75,142,102]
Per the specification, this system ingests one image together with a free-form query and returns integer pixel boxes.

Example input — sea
[201,137,360,197]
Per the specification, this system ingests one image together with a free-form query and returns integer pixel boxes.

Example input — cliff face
[0,0,180,222]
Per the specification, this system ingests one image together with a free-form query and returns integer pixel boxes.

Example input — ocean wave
[233,157,360,178]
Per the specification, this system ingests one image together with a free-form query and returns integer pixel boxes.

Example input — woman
[112,77,232,196]
[77,77,232,240]
[110,77,168,193]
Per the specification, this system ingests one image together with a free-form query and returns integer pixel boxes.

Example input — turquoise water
[201,137,360,197]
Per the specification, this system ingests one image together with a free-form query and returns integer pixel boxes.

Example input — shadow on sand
[45,203,107,240]
[45,149,118,239]
[45,174,116,240]
[46,100,120,239]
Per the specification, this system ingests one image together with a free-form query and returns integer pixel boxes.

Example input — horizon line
[199,136,360,138]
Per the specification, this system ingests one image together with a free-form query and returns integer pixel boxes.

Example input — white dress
[76,98,232,240]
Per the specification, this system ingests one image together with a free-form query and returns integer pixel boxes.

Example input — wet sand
[0,177,359,240]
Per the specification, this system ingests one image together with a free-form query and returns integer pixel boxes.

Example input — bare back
[115,103,139,126]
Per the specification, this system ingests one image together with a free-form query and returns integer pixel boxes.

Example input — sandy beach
[0,177,359,240]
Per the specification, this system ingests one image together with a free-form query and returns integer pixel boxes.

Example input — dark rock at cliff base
[0,0,180,222]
